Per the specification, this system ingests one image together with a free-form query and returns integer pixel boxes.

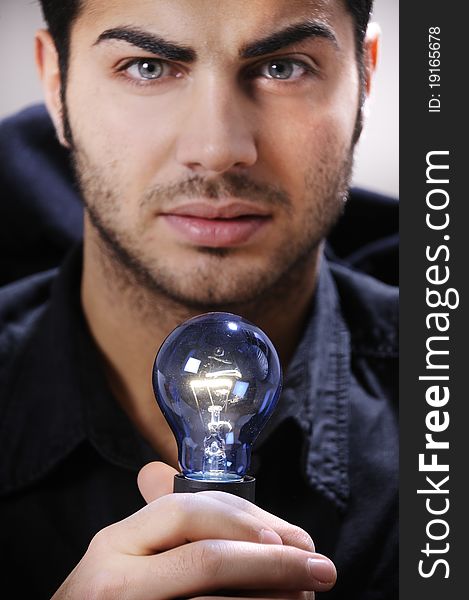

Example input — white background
[0,0,398,197]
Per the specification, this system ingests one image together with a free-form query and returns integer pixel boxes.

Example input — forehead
[76,0,353,55]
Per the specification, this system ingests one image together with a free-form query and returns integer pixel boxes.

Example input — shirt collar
[256,258,351,511]
[0,247,350,510]
[303,262,351,511]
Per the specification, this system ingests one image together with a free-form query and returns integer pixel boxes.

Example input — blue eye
[261,59,309,80]
[127,59,164,80]
[267,61,294,79]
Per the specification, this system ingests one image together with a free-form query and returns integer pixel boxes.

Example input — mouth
[159,202,272,247]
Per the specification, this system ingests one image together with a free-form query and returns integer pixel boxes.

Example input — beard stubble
[71,138,353,315]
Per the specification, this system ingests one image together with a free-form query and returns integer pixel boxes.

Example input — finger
[197,490,315,552]
[191,596,311,600]
[101,492,283,554]
[138,464,314,552]
[137,461,178,502]
[191,591,312,599]
[223,592,312,599]
[136,541,336,599]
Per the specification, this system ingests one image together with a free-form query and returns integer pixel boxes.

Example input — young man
[0,0,397,598]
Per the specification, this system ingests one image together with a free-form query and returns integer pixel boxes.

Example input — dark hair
[348,0,374,47]
[39,0,373,90]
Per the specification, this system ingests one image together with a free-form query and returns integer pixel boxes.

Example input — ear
[35,29,70,148]
[362,22,380,97]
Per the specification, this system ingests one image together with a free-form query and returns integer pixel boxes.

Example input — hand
[52,462,336,599]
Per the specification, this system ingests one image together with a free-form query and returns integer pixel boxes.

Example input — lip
[160,202,271,247]
[164,201,271,220]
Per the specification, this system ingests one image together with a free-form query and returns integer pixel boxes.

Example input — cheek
[66,76,179,197]
[257,61,360,177]
[258,106,354,203]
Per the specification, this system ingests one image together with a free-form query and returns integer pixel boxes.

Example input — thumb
[137,461,179,503]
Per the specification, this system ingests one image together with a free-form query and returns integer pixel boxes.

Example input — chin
[157,282,261,310]
[149,267,270,309]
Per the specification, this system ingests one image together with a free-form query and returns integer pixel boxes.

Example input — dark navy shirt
[0,107,398,599]
[0,246,398,599]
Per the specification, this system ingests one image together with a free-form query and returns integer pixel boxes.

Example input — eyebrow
[95,27,196,62]
[94,20,337,64]
[240,21,338,59]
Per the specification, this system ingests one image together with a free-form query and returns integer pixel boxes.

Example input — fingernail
[307,557,337,584]
[259,528,283,545]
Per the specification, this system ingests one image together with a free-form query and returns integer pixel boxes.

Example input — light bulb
[152,312,282,498]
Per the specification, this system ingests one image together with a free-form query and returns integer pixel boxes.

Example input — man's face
[63,0,362,308]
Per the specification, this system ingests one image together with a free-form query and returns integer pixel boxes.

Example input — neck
[81,220,322,465]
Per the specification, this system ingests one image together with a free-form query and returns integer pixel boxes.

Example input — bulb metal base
[173,473,255,502]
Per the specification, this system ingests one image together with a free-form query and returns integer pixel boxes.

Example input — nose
[175,76,258,175]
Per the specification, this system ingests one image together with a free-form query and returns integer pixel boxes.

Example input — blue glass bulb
[152,312,282,482]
